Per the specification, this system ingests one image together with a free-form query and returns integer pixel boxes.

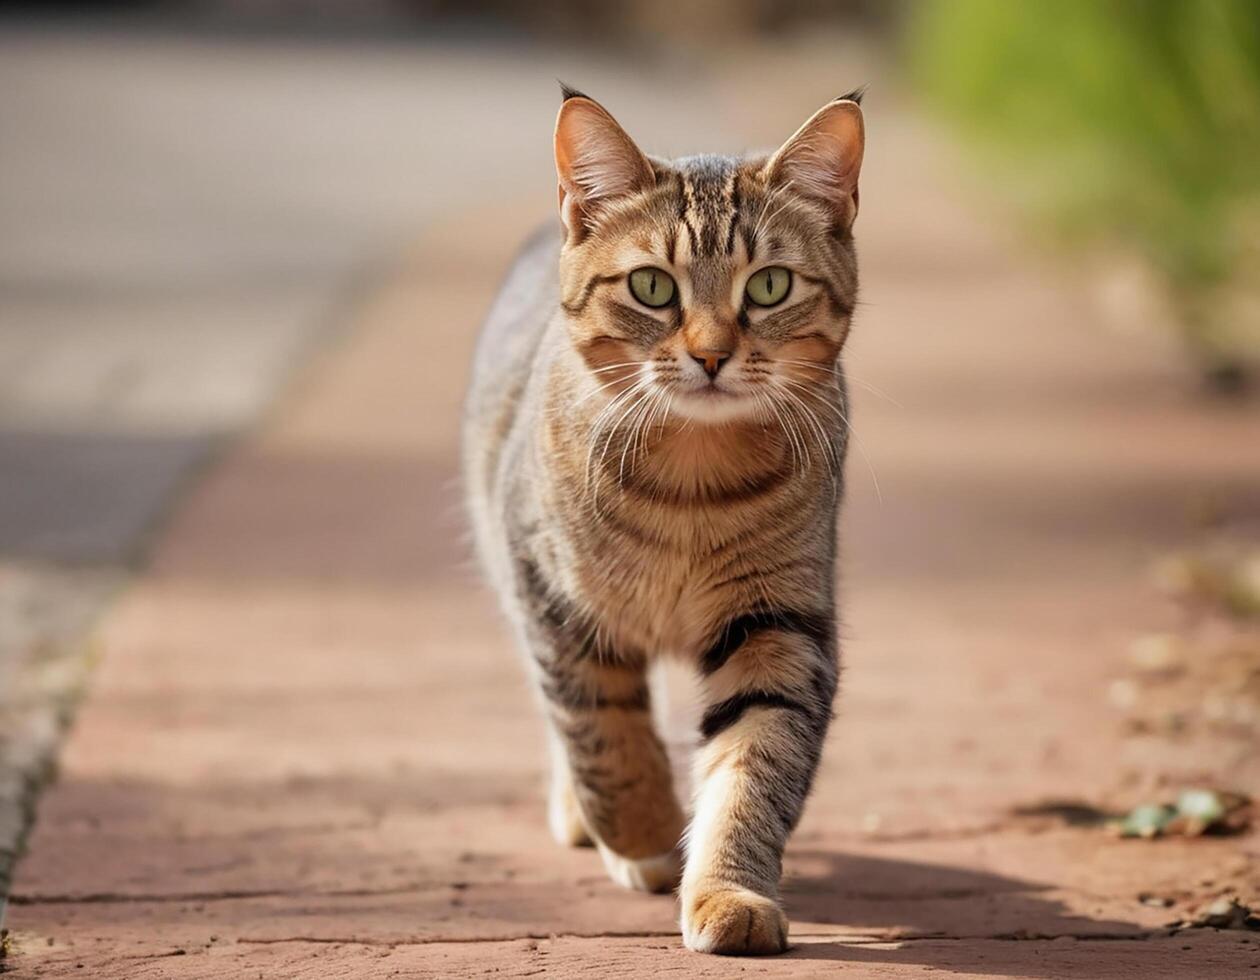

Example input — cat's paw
[681,886,788,955]
[598,846,680,893]
[548,779,593,848]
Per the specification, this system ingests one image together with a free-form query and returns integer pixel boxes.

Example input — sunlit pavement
[3,22,1258,979]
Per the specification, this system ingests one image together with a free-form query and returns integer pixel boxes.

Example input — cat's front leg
[681,612,837,955]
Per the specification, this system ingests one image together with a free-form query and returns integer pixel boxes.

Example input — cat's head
[554,87,864,425]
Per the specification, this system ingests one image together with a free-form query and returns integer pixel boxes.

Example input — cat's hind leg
[539,651,685,893]
[517,562,685,892]
[547,732,592,847]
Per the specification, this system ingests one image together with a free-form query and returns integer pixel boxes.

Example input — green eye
[628,267,676,308]
[745,266,792,307]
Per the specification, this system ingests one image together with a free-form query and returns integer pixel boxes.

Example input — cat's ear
[764,94,865,231]
[554,89,655,238]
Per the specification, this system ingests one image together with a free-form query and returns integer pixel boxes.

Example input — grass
[908,0,1260,386]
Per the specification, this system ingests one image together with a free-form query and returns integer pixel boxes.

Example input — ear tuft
[558,81,589,103]
[554,95,654,238]
[838,85,866,106]
[764,97,865,231]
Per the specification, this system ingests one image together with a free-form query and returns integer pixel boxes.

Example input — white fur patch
[598,845,680,894]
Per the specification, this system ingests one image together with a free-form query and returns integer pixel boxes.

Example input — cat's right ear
[554,91,654,240]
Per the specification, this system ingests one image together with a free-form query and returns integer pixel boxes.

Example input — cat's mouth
[668,382,758,423]
[691,383,735,398]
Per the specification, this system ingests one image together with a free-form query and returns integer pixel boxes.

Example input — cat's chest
[566,520,747,658]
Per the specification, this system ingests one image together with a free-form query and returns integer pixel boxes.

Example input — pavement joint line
[8,883,1053,907]
[234,932,685,947]
[222,929,1182,948]
[9,883,453,905]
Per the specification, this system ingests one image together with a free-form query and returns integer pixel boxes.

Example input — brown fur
[464,90,864,955]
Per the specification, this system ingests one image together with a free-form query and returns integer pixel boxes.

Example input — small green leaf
[1117,803,1176,838]
[1176,789,1226,825]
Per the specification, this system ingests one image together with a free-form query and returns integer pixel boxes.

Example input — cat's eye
[628,267,676,308]
[745,266,792,307]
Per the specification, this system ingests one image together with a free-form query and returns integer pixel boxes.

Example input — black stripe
[674,173,701,255]
[744,740,821,834]
[809,660,839,709]
[797,272,854,318]
[516,558,578,638]
[540,673,651,714]
[700,609,832,676]
[561,273,620,317]
[742,223,757,260]
[725,180,741,256]
[710,560,803,592]
[515,557,612,661]
[682,214,700,255]
[757,293,825,337]
[700,692,812,740]
[620,463,791,508]
[594,503,675,550]
[604,301,673,344]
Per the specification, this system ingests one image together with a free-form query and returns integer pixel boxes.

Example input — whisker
[774,357,903,408]
[776,377,881,503]
[760,388,806,472]
[587,361,646,374]
[775,383,838,475]
[596,380,653,485]
[584,376,653,500]
[571,370,643,409]
[618,385,662,487]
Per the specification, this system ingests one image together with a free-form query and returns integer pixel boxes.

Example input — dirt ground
[4,35,1260,980]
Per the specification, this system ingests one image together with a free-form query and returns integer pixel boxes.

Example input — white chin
[668,390,759,424]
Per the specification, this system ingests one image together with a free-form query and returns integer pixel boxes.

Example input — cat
[463,85,864,956]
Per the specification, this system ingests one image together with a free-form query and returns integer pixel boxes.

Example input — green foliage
[909,0,1260,373]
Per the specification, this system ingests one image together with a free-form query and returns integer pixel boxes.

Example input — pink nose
[689,349,731,378]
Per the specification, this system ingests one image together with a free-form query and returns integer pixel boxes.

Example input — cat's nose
[690,349,731,378]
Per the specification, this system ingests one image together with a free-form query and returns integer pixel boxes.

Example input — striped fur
[464,91,864,955]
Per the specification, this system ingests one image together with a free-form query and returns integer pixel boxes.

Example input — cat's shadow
[777,848,1166,979]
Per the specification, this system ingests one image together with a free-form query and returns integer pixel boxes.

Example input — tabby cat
[464,86,864,955]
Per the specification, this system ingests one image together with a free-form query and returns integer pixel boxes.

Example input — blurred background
[1,0,1258,973]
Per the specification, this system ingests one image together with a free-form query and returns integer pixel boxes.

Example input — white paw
[548,780,593,848]
[598,846,680,894]
[682,885,788,955]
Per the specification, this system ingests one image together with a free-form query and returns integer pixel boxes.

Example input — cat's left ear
[554,90,655,239]
[764,95,865,232]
